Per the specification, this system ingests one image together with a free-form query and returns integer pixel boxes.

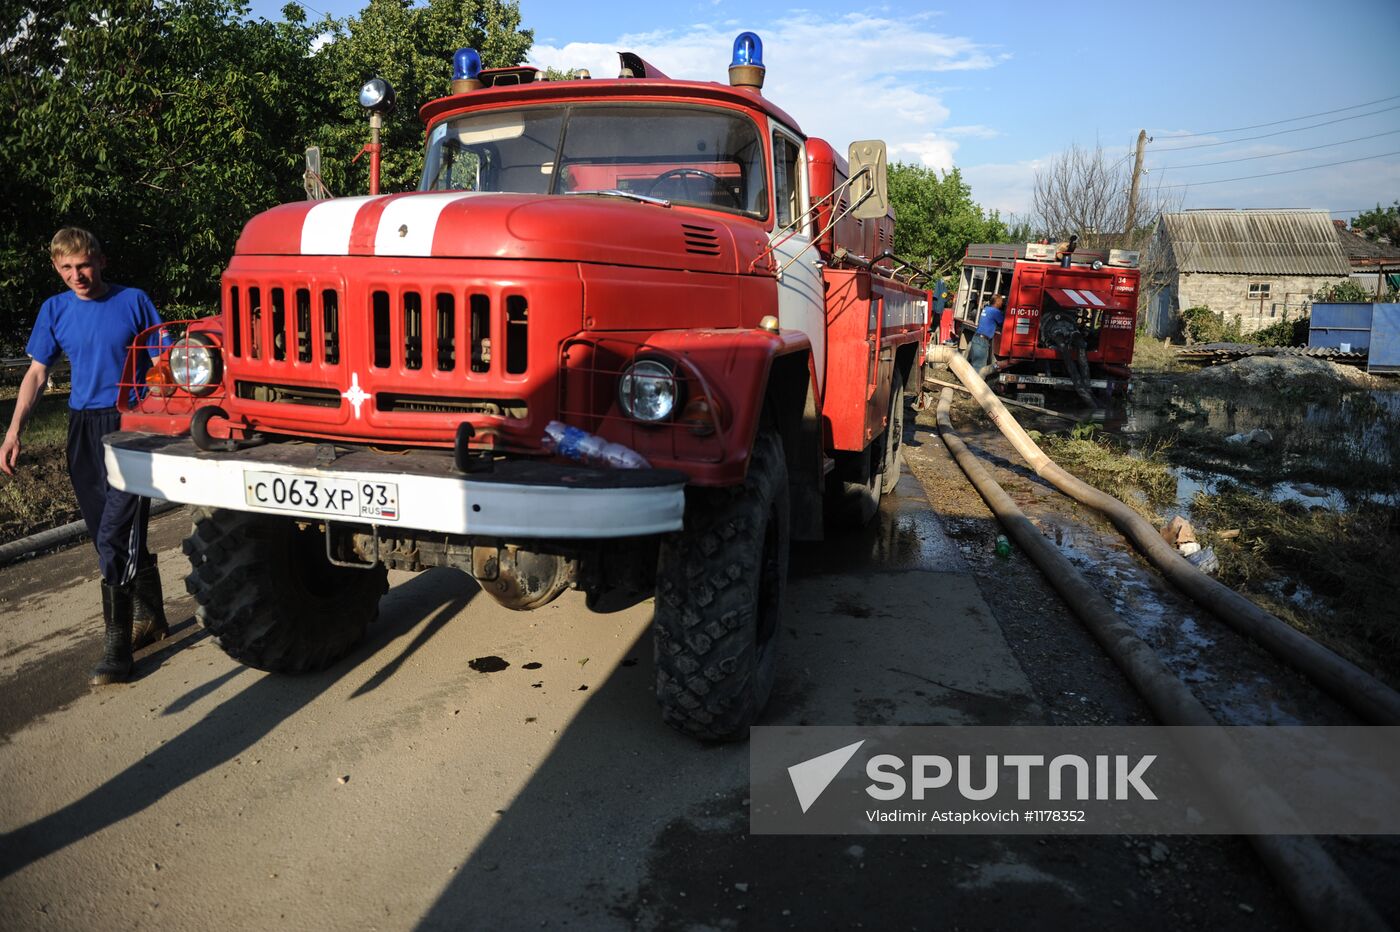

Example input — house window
[1248,283,1271,299]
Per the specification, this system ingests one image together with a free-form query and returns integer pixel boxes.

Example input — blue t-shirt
[26,284,163,410]
[974,303,1005,338]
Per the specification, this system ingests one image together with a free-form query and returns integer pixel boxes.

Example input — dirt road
[0,454,1308,930]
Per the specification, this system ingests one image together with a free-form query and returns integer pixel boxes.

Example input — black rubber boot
[90,582,134,686]
[131,561,169,651]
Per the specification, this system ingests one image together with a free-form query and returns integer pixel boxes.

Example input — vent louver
[681,223,721,256]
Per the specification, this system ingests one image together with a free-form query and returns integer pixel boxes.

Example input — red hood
[235,192,770,276]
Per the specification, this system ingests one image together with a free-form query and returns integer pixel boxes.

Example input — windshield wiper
[563,189,671,208]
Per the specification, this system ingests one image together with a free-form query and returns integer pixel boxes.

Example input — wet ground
[907,389,1400,922]
[1119,371,1400,511]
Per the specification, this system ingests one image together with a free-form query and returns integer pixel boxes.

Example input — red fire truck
[950,241,1141,403]
[104,33,932,740]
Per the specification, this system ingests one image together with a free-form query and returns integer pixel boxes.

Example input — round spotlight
[358,77,397,113]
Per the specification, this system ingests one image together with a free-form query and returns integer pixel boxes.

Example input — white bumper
[103,432,687,539]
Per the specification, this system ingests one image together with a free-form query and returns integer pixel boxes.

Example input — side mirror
[848,140,888,220]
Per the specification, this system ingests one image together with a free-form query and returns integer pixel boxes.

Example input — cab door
[770,127,826,394]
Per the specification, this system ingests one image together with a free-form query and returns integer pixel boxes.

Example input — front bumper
[103,432,687,539]
[1000,373,1119,391]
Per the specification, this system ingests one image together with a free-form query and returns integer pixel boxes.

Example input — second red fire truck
[949,241,1141,404]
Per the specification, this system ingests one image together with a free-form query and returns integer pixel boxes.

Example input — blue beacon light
[731,32,763,68]
[453,48,482,81]
[728,32,765,89]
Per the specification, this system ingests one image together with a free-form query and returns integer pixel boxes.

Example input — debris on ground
[1184,547,1219,574]
[1160,515,1197,549]
[1225,428,1274,447]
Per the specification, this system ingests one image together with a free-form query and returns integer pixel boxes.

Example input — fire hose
[923,344,1400,726]
[931,382,1388,932]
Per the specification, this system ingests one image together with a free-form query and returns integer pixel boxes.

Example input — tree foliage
[310,0,531,196]
[1,0,325,345]
[1351,201,1400,243]
[0,0,531,352]
[886,163,1011,278]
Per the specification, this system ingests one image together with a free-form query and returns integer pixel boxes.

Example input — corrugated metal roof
[1157,209,1351,276]
[1336,226,1400,263]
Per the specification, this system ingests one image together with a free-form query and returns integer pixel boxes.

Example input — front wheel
[183,508,388,672]
[652,430,789,741]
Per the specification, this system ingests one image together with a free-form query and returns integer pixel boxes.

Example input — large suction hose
[934,387,1389,932]
[924,346,1400,725]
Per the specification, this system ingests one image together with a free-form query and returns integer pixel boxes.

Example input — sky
[248,0,1400,224]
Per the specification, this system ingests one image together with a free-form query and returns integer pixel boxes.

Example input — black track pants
[66,407,152,585]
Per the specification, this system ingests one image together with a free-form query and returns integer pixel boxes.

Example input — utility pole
[1125,129,1148,235]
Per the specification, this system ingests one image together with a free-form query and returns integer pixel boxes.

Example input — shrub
[1251,314,1311,347]
[1313,280,1374,303]
[1181,305,1243,344]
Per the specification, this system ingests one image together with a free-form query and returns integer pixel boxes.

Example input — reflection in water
[1109,379,1400,512]
[793,472,964,579]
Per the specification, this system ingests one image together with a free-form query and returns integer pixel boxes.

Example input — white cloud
[527,12,1001,174]
[961,158,1048,216]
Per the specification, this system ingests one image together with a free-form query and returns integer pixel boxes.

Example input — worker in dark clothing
[966,293,1004,371]
[1,228,169,685]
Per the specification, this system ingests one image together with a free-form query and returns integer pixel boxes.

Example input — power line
[1157,150,1400,189]
[1150,104,1400,152]
[1151,129,1400,170]
[1162,94,1400,139]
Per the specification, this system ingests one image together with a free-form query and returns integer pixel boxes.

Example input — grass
[1190,486,1400,686]
[0,392,81,541]
[1130,331,1188,374]
[1036,426,1177,522]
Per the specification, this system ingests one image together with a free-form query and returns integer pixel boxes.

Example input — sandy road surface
[0,463,1305,930]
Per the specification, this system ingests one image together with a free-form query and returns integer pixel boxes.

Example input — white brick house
[1145,209,1351,337]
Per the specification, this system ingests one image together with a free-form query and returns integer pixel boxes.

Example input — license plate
[243,470,399,522]
[1016,392,1046,407]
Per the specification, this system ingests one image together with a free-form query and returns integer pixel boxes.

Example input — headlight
[168,332,221,396]
[618,359,678,422]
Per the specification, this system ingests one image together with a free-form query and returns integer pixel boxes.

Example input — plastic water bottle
[994,534,1012,558]
[542,421,650,470]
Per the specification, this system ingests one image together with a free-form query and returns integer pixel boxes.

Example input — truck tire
[824,446,879,529]
[880,379,905,494]
[653,429,789,741]
[182,508,388,673]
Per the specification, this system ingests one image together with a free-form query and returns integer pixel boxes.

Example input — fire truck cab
[951,242,1141,402]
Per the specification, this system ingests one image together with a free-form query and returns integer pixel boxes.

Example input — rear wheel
[824,445,879,529]
[183,508,388,672]
[880,378,905,494]
[653,430,789,741]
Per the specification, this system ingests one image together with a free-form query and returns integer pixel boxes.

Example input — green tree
[0,0,325,347]
[886,163,1010,278]
[1352,201,1400,242]
[309,0,532,196]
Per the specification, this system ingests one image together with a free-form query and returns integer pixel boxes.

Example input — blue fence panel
[1369,304,1400,373]
[1309,302,1374,350]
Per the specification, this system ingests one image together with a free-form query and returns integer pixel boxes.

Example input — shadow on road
[0,567,476,880]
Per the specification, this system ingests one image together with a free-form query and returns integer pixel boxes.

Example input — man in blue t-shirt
[1,228,170,686]
[966,293,1004,371]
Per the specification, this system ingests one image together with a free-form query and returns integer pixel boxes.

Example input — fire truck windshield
[420,104,769,217]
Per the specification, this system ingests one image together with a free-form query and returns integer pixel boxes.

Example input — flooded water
[1111,377,1400,512]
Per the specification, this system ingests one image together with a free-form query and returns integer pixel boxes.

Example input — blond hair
[50,227,103,260]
